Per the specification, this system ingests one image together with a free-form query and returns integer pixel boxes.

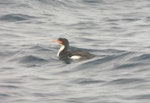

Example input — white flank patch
[57,45,65,57]
[70,55,81,60]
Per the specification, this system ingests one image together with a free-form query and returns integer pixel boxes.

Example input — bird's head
[52,38,69,48]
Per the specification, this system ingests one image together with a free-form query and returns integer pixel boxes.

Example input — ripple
[130,94,150,100]
[132,54,150,61]
[69,21,98,30]
[0,67,14,70]
[0,93,10,98]
[115,62,144,69]
[81,0,104,4]
[0,33,23,39]
[0,84,20,89]
[0,14,36,22]
[121,18,141,22]
[18,55,47,63]
[69,51,131,72]
[106,78,146,85]
[74,78,105,85]
[9,55,48,67]
[29,45,51,52]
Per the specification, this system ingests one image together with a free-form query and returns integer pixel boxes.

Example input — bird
[52,38,95,64]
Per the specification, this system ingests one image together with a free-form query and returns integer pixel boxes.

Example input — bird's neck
[57,45,67,57]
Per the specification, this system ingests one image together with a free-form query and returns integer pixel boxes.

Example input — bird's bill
[52,40,62,44]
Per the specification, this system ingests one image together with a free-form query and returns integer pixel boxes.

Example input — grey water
[0,0,150,103]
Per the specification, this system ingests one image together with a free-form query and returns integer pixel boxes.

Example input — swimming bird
[52,38,94,64]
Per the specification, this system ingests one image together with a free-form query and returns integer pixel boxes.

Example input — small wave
[29,45,51,52]
[18,55,47,63]
[105,78,146,85]
[0,67,15,73]
[128,94,150,100]
[0,67,14,70]
[0,93,10,98]
[0,1,15,5]
[0,33,23,38]
[0,84,19,89]
[9,55,48,67]
[121,18,141,22]
[69,21,98,30]
[0,14,36,22]
[146,16,150,22]
[73,78,105,85]
[131,54,150,61]
[114,62,143,69]
[81,0,105,4]
[67,51,127,70]
[37,0,83,8]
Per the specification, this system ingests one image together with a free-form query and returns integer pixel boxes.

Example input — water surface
[0,0,150,103]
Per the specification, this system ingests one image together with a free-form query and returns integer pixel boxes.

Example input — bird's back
[68,50,95,59]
